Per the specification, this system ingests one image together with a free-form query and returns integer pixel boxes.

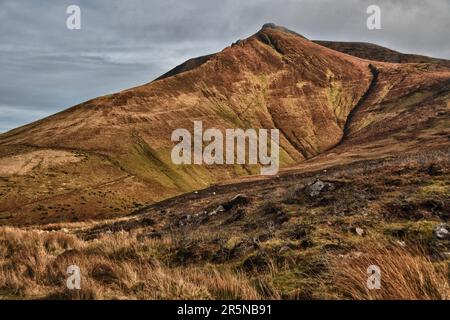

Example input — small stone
[278,246,290,254]
[308,180,325,197]
[434,223,449,239]
[307,179,334,197]
[396,240,406,247]
[208,205,224,216]
[355,227,365,236]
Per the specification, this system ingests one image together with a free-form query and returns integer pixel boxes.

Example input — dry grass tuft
[1,225,448,300]
[0,226,273,300]
[332,243,449,300]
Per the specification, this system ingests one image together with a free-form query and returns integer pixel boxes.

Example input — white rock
[434,224,449,239]
[355,227,364,236]
[396,240,406,247]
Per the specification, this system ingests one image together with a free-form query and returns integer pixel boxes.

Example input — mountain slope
[0,24,449,225]
[314,40,450,66]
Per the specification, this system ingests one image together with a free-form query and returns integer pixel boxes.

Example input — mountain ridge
[0,24,449,225]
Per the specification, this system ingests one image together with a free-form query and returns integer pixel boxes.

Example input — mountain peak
[261,22,278,29]
[259,23,306,39]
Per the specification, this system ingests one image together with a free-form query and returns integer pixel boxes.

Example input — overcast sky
[1,0,449,133]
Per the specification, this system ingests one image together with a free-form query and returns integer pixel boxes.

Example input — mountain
[0,24,449,225]
[314,40,450,66]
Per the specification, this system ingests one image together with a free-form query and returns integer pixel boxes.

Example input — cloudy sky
[1,0,449,133]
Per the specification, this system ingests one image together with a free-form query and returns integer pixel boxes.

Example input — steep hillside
[0,24,371,224]
[0,24,449,226]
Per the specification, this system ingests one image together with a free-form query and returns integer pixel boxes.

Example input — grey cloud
[0,0,449,132]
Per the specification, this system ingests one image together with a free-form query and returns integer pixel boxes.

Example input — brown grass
[332,243,449,300]
[1,225,448,300]
[0,227,270,300]
[2,151,448,299]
